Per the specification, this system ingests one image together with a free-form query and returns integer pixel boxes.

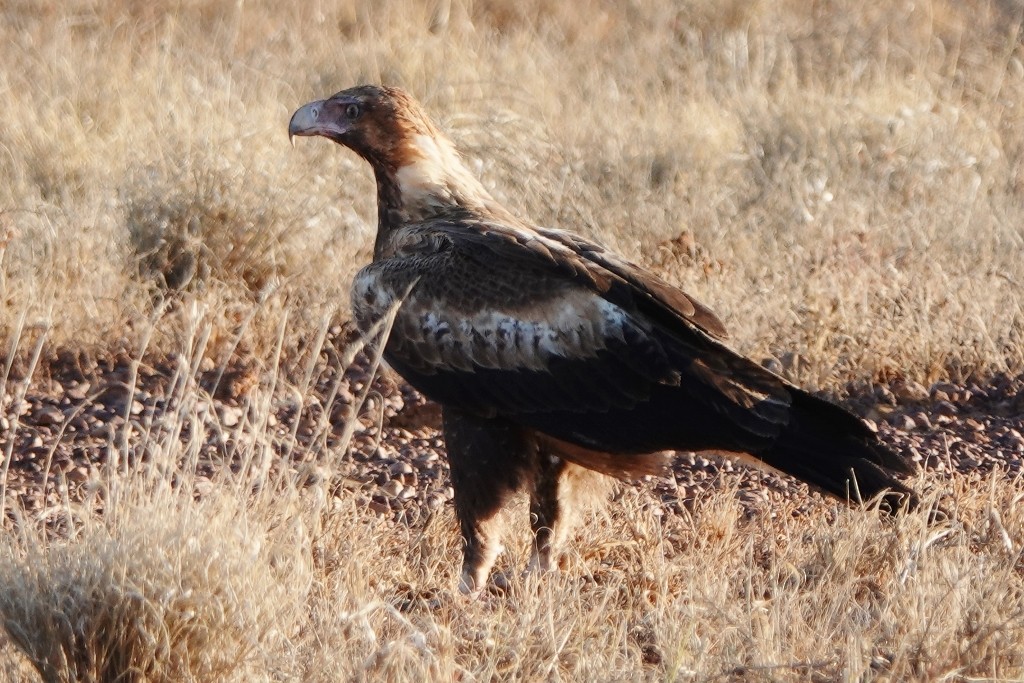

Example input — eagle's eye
[345,103,361,120]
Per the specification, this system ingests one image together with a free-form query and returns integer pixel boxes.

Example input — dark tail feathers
[758,389,918,514]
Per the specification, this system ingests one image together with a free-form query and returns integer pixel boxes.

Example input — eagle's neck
[370,133,500,259]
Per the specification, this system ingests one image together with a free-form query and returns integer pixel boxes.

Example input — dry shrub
[123,158,298,295]
[0,487,309,683]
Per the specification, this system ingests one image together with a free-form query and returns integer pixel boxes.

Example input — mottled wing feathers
[534,226,729,341]
[356,219,796,456]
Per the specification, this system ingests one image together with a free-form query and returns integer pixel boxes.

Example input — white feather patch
[406,293,636,372]
[394,134,486,215]
[353,263,643,374]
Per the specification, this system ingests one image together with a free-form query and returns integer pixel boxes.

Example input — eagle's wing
[532,226,729,341]
[357,219,793,456]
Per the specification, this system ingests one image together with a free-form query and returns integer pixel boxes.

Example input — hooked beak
[288,99,335,146]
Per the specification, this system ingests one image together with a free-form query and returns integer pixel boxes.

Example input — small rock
[893,380,929,403]
[34,405,65,426]
[66,383,90,401]
[875,385,897,406]
[380,479,404,497]
[221,406,243,428]
[389,461,413,476]
[930,381,959,395]
[893,414,916,431]
[415,452,438,466]
[368,498,391,516]
[66,466,91,483]
[934,401,959,416]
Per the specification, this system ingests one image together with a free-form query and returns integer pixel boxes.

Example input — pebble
[221,406,243,428]
[414,453,439,469]
[66,466,91,483]
[34,405,65,426]
[380,479,404,497]
[893,380,929,403]
[66,383,90,401]
[389,461,413,476]
[964,418,985,432]
[2,352,1023,530]
[930,381,960,398]
[876,386,897,406]
[893,414,917,431]
[910,411,932,430]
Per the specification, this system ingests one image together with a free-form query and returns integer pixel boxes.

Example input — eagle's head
[289,85,442,174]
[290,85,494,221]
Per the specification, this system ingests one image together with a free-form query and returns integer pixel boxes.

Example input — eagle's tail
[756,389,917,514]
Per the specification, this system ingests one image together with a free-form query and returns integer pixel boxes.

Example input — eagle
[289,85,917,593]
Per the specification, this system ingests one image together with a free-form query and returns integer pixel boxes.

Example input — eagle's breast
[352,262,650,378]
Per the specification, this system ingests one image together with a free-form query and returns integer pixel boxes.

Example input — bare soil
[4,341,1021,533]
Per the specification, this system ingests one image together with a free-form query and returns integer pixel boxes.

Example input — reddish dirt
[2,340,1021,530]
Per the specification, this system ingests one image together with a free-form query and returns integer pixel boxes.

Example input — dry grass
[0,344,1021,681]
[1,0,1022,386]
[0,0,1022,680]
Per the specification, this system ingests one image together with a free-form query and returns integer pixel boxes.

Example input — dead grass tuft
[0,491,306,683]
[123,157,298,295]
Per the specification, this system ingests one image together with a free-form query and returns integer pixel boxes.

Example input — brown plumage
[289,85,917,593]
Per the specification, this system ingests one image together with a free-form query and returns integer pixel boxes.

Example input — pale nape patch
[394,134,492,217]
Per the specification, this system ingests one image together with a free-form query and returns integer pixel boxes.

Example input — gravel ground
[2,338,1022,531]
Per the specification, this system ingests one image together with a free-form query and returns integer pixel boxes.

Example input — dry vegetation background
[0,0,1022,680]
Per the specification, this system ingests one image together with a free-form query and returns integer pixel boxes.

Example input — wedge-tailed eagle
[289,85,916,593]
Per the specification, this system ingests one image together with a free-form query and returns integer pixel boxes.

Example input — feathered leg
[442,407,535,593]
[527,445,613,575]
